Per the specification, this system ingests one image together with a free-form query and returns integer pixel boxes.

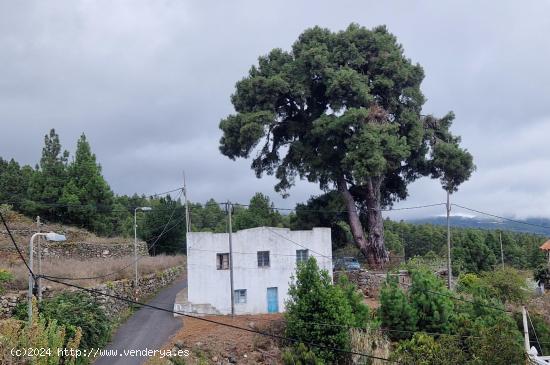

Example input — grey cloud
[1,0,549,218]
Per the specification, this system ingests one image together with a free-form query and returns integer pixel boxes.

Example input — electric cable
[39,275,395,363]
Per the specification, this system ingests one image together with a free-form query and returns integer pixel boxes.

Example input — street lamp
[29,231,66,323]
[134,207,152,290]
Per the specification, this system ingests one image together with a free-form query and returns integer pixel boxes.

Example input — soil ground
[147,314,285,365]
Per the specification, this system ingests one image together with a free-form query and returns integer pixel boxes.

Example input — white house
[186,226,332,315]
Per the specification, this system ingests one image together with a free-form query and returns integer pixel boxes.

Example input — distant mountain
[407,215,550,237]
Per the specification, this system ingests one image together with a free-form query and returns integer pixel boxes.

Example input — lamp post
[29,231,66,324]
[134,207,152,290]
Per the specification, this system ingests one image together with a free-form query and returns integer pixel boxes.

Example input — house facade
[186,226,332,315]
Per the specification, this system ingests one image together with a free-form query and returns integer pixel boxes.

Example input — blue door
[267,287,278,313]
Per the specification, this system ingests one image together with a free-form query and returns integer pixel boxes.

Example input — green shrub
[392,333,466,365]
[379,277,416,340]
[15,292,111,353]
[534,264,550,286]
[409,269,454,334]
[285,257,355,363]
[39,292,111,350]
[336,275,370,328]
[282,343,324,365]
[456,272,492,298]
[467,321,524,365]
[1,301,81,365]
[479,266,527,304]
[0,269,13,295]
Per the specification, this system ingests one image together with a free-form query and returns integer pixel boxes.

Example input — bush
[409,269,454,334]
[456,272,489,297]
[467,321,524,365]
[479,266,527,304]
[379,277,416,340]
[285,257,356,363]
[15,291,111,352]
[282,343,324,365]
[534,264,550,287]
[0,269,13,294]
[40,292,111,350]
[336,275,370,328]
[1,301,81,365]
[392,333,466,365]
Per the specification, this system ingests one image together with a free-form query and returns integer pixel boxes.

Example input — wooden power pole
[499,231,504,268]
[446,191,452,290]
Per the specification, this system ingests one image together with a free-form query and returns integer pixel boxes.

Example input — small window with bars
[257,251,270,267]
[234,289,247,304]
[216,253,229,270]
[296,249,309,264]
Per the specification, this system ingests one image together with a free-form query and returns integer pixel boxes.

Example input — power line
[527,309,543,355]
[39,275,395,363]
[265,227,332,261]
[150,187,184,197]
[232,202,447,213]
[43,191,184,281]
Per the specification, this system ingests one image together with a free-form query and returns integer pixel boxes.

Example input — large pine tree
[61,133,114,234]
[27,129,69,220]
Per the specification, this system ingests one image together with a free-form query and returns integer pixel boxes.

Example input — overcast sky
[1,1,549,220]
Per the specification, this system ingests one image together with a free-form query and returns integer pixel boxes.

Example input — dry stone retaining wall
[0,240,148,260]
[0,265,184,320]
[334,269,411,298]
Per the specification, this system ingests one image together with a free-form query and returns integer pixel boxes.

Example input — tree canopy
[219,23,474,266]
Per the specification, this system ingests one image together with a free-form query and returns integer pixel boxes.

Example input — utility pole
[183,171,190,234]
[36,216,42,302]
[227,201,235,316]
[446,190,452,290]
[499,231,504,268]
[28,235,35,323]
[134,209,138,291]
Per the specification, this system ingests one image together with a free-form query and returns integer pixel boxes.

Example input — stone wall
[91,266,184,318]
[0,241,148,260]
[0,265,184,320]
[334,269,411,298]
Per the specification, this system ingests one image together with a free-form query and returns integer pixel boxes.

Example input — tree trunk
[365,177,388,266]
[337,175,377,267]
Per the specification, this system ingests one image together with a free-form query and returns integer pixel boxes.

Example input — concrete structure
[186,226,332,315]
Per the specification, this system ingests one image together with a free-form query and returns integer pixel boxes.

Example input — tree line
[0,129,288,254]
[0,129,546,269]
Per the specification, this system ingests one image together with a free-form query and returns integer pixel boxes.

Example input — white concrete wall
[187,227,332,315]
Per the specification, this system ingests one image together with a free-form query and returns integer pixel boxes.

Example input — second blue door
[267,287,278,313]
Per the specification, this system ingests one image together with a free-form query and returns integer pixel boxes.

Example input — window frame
[234,289,247,304]
[216,253,230,270]
[257,251,270,268]
[296,249,309,264]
